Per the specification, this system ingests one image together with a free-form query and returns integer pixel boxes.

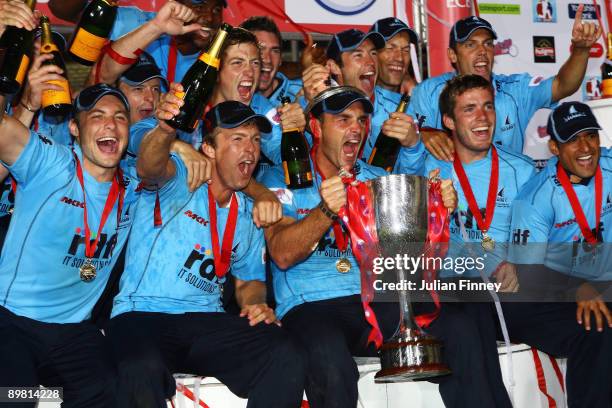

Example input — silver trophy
[367,174,451,383]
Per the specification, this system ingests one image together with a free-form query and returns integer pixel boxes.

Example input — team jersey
[110,7,195,85]
[413,144,536,277]
[112,155,265,317]
[0,131,140,323]
[35,113,73,147]
[260,160,387,319]
[407,71,556,154]
[508,148,612,280]
[266,72,303,105]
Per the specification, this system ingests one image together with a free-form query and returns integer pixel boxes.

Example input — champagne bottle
[166,23,231,133]
[68,0,117,66]
[0,0,36,95]
[367,93,410,172]
[40,16,71,121]
[602,33,612,98]
[280,96,313,189]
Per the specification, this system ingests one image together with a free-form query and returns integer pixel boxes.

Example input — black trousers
[0,306,116,408]
[106,311,305,408]
[501,302,612,408]
[282,295,511,408]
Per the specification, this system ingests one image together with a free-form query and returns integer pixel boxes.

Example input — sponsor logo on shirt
[533,36,556,63]
[60,196,85,208]
[500,115,515,132]
[495,187,511,208]
[512,228,531,244]
[37,134,53,145]
[62,228,117,270]
[184,209,209,226]
[270,188,294,205]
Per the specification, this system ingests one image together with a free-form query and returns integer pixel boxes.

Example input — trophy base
[375,330,451,383]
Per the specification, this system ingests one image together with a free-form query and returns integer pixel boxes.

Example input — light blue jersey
[266,72,303,105]
[407,72,555,154]
[412,144,536,277]
[509,148,612,280]
[112,155,265,317]
[35,113,73,147]
[110,6,195,85]
[0,176,13,220]
[0,131,140,323]
[260,160,387,319]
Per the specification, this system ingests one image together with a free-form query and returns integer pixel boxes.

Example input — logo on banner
[478,3,521,15]
[582,76,602,100]
[533,0,556,22]
[314,0,376,15]
[446,0,471,7]
[533,36,556,62]
[568,3,600,19]
[494,39,518,57]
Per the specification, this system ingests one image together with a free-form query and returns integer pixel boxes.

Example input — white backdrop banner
[478,0,611,161]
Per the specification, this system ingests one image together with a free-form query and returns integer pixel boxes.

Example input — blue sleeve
[514,73,556,126]
[110,7,155,41]
[128,117,157,157]
[231,217,266,282]
[155,154,189,201]
[6,130,72,188]
[395,141,427,176]
[406,81,442,129]
[35,116,72,146]
[259,167,299,219]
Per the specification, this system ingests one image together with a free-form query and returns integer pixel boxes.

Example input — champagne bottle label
[69,28,107,62]
[42,79,71,107]
[282,161,291,185]
[198,52,220,69]
[15,55,30,86]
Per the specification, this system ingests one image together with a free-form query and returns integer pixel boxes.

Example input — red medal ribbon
[453,146,499,236]
[556,162,602,244]
[207,184,239,278]
[414,179,449,328]
[308,144,348,251]
[9,176,16,195]
[168,39,178,85]
[73,151,125,260]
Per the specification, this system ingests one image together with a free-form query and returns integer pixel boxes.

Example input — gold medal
[481,233,495,252]
[80,258,96,282]
[336,258,351,273]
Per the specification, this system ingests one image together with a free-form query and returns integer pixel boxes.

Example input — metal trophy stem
[367,175,451,383]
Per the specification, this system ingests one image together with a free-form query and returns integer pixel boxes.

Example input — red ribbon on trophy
[339,176,450,348]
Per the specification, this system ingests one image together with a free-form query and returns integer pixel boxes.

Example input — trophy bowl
[367,174,451,382]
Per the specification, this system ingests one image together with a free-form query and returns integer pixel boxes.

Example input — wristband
[318,201,338,221]
[104,42,144,65]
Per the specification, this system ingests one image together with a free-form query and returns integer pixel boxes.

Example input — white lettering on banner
[447,0,471,7]
[286,0,394,25]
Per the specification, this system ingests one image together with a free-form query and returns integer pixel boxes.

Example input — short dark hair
[239,16,282,45]
[439,74,493,121]
[221,27,261,62]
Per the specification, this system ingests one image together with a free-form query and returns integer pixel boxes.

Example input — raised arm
[552,4,603,102]
[136,83,185,188]
[88,1,201,86]
[0,95,34,166]
[265,176,344,269]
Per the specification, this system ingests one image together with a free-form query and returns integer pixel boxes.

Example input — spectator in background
[240,16,302,104]
[369,17,419,96]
